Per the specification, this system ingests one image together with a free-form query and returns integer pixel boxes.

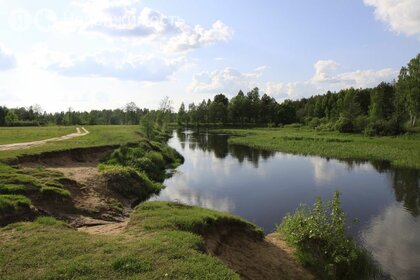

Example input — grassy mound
[0,202,265,279]
[0,163,75,224]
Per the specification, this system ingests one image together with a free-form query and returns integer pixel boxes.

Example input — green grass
[213,127,420,169]
[0,126,75,145]
[0,194,32,216]
[0,125,143,161]
[0,163,73,223]
[0,202,264,279]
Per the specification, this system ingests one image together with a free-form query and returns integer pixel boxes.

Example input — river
[151,130,420,280]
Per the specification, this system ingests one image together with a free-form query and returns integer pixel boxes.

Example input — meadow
[213,126,420,169]
[0,126,75,145]
[0,125,143,161]
[0,202,261,280]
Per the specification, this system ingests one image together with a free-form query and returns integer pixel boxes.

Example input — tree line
[177,54,419,135]
[0,102,169,127]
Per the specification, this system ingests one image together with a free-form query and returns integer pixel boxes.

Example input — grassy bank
[0,126,76,145]
[0,125,143,161]
[213,126,420,169]
[0,202,263,279]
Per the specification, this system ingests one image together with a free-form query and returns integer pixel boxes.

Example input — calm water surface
[151,130,420,280]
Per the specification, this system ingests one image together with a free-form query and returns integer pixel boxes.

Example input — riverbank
[212,127,420,169]
[0,128,315,279]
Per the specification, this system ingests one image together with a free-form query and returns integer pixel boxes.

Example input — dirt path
[0,127,89,151]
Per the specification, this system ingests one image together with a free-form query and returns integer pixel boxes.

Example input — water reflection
[363,204,420,280]
[151,130,420,279]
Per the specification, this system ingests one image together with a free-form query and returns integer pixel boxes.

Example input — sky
[0,0,419,112]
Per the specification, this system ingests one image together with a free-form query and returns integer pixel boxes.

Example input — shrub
[308,118,321,128]
[353,115,369,133]
[277,191,378,280]
[335,117,353,133]
[364,119,400,136]
[145,151,165,169]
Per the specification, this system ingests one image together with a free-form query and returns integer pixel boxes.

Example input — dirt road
[0,127,89,151]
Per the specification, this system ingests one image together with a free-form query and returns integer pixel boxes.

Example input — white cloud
[0,44,16,71]
[312,59,340,83]
[59,2,233,52]
[190,60,396,100]
[265,60,397,101]
[364,0,420,38]
[188,66,266,94]
[46,50,185,81]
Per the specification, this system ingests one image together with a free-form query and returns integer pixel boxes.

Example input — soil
[19,146,133,232]
[204,225,315,280]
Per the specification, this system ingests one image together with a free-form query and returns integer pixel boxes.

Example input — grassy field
[0,126,76,145]
[213,127,420,169]
[0,125,142,160]
[0,202,263,280]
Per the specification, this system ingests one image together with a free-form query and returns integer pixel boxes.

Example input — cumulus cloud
[0,45,16,71]
[364,0,420,38]
[265,60,397,101]
[59,1,233,52]
[47,50,185,81]
[188,66,267,94]
[189,60,396,100]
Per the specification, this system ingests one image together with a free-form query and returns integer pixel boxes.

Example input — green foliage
[334,117,353,133]
[278,191,379,280]
[140,113,155,139]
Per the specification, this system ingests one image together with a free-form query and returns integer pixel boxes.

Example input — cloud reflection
[362,204,420,280]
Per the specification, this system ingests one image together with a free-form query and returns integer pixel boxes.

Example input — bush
[364,119,400,136]
[335,117,353,133]
[277,191,378,280]
[353,116,369,133]
[145,151,165,169]
[308,118,321,128]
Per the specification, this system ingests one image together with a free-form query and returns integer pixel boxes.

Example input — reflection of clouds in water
[362,204,420,280]
[310,157,339,184]
[155,182,235,213]
[309,157,376,185]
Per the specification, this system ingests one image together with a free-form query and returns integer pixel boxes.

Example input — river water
[151,130,420,280]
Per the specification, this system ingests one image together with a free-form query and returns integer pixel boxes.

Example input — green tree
[177,103,187,126]
[140,113,155,139]
[397,54,420,127]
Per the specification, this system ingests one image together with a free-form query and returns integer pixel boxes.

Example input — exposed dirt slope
[20,146,133,231]
[204,226,315,280]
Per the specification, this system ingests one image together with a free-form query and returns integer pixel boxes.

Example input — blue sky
[0,0,419,111]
